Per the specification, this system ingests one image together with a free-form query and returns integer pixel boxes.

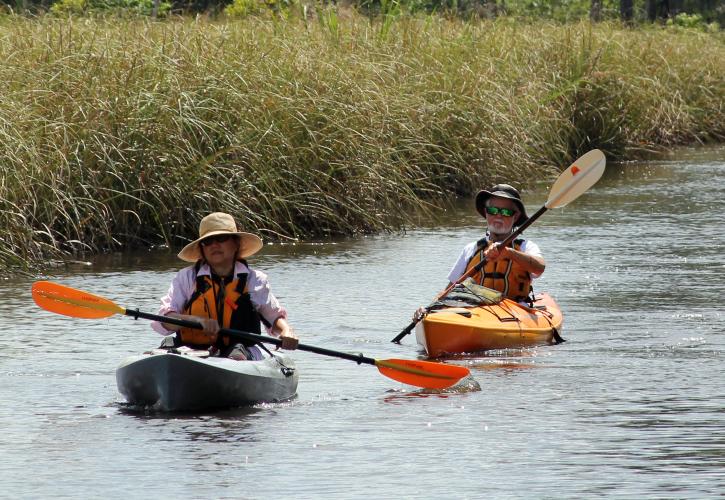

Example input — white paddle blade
[545,149,606,209]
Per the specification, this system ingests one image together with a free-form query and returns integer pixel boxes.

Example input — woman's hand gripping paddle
[391,149,606,344]
[32,281,470,390]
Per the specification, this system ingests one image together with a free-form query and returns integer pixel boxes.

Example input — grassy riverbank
[1,14,723,272]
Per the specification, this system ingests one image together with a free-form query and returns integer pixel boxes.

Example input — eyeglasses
[485,206,516,217]
[200,234,235,246]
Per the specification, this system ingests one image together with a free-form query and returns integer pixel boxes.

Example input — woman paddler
[151,212,298,360]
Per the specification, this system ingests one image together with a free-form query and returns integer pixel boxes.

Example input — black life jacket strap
[233,265,272,329]
[234,271,248,295]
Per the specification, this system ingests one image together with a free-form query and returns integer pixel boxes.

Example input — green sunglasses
[485,206,516,217]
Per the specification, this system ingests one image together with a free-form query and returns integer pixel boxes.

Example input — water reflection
[115,403,279,444]
[382,376,482,404]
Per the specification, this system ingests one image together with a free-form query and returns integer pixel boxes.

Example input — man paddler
[447,184,545,302]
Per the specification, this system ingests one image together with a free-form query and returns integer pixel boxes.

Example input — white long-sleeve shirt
[151,261,288,336]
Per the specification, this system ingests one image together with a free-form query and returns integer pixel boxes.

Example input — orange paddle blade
[375,358,470,389]
[32,281,126,319]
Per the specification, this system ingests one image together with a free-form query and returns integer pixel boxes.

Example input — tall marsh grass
[1,15,723,272]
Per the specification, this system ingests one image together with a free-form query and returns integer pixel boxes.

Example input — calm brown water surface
[2,146,724,498]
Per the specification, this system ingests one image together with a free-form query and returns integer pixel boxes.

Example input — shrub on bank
[49,0,172,16]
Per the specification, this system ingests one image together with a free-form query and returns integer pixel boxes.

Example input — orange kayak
[415,293,563,357]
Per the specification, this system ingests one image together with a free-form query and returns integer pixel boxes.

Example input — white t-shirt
[447,237,543,284]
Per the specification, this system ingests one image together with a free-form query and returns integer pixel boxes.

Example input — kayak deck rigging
[416,284,564,357]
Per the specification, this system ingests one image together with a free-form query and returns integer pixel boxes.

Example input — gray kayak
[116,348,298,412]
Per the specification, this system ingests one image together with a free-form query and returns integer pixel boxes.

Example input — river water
[2,146,724,499]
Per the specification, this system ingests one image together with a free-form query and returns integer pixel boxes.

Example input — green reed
[0,15,723,272]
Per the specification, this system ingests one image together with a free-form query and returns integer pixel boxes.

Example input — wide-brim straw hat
[475,183,529,227]
[178,212,263,263]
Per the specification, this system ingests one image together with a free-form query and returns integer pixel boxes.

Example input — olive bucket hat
[475,184,529,227]
[178,212,263,263]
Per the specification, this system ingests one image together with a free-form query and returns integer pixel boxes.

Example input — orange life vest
[464,237,533,301]
[179,263,262,347]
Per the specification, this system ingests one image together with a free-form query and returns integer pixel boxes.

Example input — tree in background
[620,0,634,22]
[590,0,602,20]
[648,0,673,20]
[2,0,722,25]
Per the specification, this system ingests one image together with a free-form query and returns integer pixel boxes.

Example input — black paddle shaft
[125,308,377,366]
[390,206,548,344]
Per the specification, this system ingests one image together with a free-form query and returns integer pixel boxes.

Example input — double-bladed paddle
[32,281,469,390]
[391,149,607,344]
